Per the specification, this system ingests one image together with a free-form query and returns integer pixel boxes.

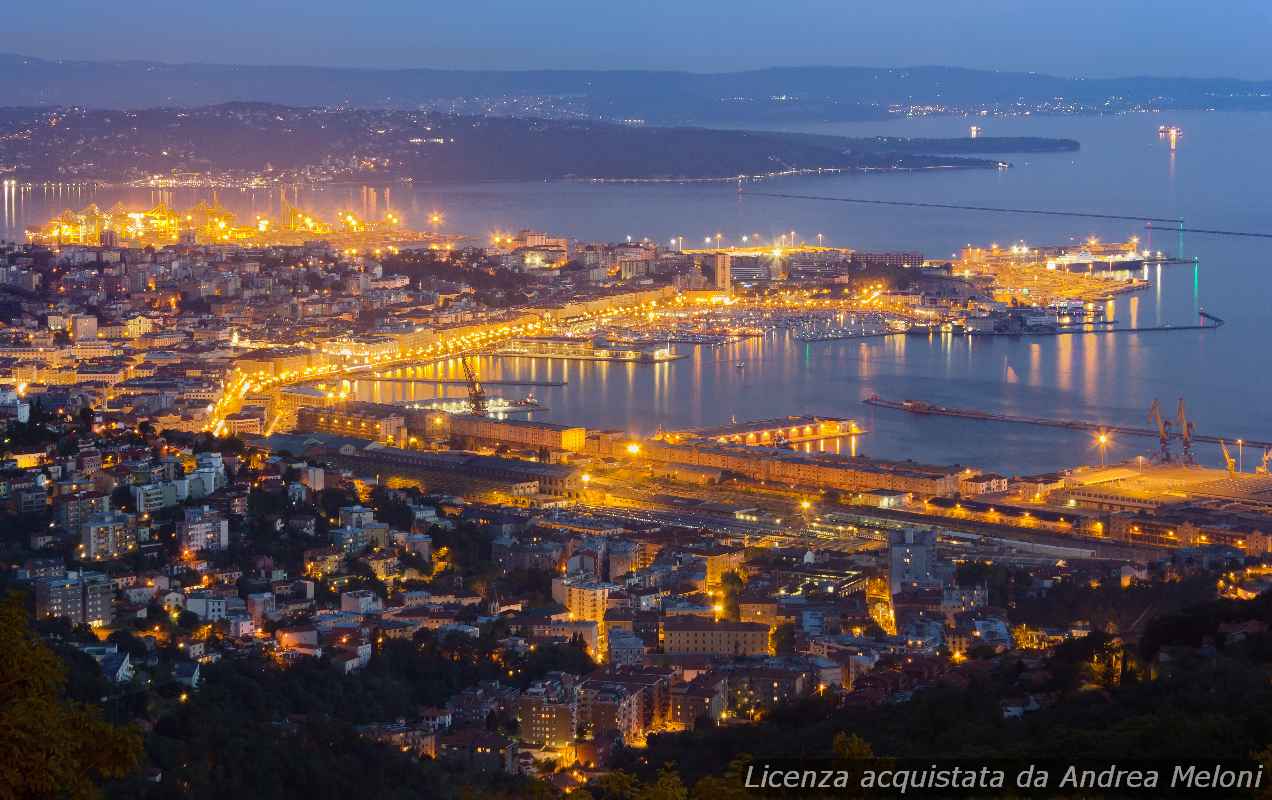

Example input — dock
[863,395,1272,450]
[660,415,862,446]
[969,310,1223,337]
[360,377,567,387]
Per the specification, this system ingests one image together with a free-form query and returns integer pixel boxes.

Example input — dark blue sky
[10,0,1271,78]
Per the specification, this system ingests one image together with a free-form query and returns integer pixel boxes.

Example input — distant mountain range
[3,54,1272,123]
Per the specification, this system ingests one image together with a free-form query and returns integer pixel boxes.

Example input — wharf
[971,310,1223,337]
[864,394,1272,450]
[484,350,686,364]
[794,331,894,343]
[665,415,861,445]
[362,377,567,387]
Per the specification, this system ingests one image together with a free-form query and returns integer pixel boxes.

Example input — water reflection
[7,110,1268,472]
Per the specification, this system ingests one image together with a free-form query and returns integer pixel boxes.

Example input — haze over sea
[6,110,1271,475]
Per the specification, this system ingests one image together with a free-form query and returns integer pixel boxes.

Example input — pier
[864,395,1272,450]
[972,310,1223,337]
[360,377,567,387]
[660,415,862,446]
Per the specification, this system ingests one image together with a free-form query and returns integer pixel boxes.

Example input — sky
[8,0,1272,79]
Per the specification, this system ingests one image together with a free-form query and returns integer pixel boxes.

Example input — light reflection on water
[7,111,1272,473]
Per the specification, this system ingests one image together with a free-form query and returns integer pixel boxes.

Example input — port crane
[459,355,488,417]
[1148,399,1173,462]
[1175,398,1196,464]
[1220,440,1237,476]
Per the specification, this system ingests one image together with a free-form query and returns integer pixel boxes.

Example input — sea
[5,110,1271,476]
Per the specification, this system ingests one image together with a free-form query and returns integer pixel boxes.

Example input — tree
[772,622,796,656]
[0,592,142,798]
[690,754,753,800]
[591,770,640,800]
[832,732,874,760]
[636,765,688,800]
[720,571,744,623]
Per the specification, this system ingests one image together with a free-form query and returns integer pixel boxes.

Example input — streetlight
[1238,439,1244,472]
[1096,432,1110,467]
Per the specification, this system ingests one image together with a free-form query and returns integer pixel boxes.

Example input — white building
[888,528,938,595]
[81,511,137,561]
[178,506,230,553]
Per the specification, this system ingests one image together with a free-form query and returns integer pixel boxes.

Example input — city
[4,4,1272,800]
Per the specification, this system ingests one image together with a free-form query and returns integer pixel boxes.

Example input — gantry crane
[1220,439,1237,476]
[1175,398,1196,464]
[460,355,488,417]
[1148,399,1173,462]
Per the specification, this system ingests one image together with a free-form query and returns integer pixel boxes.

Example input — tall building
[700,546,746,590]
[579,681,643,746]
[33,571,113,626]
[80,511,137,561]
[552,577,618,659]
[339,505,377,528]
[515,675,579,750]
[712,252,731,292]
[888,528,938,594]
[177,506,230,553]
[69,314,98,341]
[850,251,925,270]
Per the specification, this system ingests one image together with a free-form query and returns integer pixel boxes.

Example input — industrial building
[624,438,963,497]
[446,414,587,453]
[326,442,585,496]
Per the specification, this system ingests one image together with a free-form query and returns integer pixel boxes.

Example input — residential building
[177,506,230,553]
[515,676,579,750]
[81,511,137,560]
[33,571,113,627]
[888,528,938,594]
[661,617,769,657]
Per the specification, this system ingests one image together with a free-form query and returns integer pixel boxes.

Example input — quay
[660,415,862,445]
[969,310,1222,337]
[864,395,1272,450]
[971,320,1222,337]
[488,336,681,363]
[361,377,567,387]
